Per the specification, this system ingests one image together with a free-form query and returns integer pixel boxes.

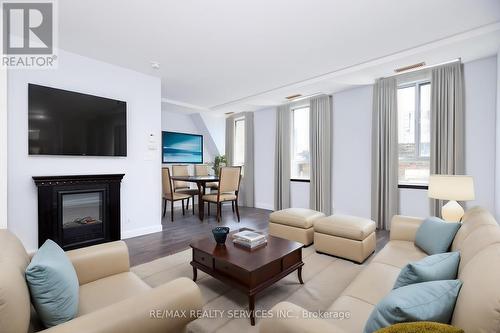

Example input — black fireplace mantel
[33,174,124,250]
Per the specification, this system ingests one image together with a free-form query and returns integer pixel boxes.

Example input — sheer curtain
[274,104,291,210]
[430,62,465,216]
[309,95,332,214]
[371,77,399,230]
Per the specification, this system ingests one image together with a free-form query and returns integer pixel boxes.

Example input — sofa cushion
[452,206,498,252]
[415,217,461,255]
[372,240,427,269]
[78,271,150,315]
[0,230,31,333]
[452,243,500,332]
[269,208,325,229]
[328,295,375,333]
[314,215,376,241]
[393,252,460,289]
[364,280,462,333]
[26,239,79,328]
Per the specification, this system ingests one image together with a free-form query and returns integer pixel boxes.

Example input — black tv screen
[28,84,127,156]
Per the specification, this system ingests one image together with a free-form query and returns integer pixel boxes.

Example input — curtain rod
[381,58,461,79]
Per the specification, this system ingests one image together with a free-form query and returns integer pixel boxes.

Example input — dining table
[170,175,219,220]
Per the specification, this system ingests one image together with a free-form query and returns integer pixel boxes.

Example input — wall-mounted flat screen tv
[28,84,127,156]
[162,131,203,164]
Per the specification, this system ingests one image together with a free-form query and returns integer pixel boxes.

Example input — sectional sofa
[260,206,500,332]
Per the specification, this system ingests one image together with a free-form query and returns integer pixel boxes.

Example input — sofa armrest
[66,241,130,285]
[390,215,425,242]
[259,302,348,333]
[40,277,203,333]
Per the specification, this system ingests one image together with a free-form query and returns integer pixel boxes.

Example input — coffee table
[190,228,304,325]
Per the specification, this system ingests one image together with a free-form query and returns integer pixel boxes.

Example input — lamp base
[441,200,464,222]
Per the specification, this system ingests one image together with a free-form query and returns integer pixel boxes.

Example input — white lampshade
[428,175,475,201]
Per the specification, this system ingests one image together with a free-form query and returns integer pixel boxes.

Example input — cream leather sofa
[260,206,500,333]
[0,230,203,333]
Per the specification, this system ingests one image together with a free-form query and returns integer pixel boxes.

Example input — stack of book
[233,230,267,249]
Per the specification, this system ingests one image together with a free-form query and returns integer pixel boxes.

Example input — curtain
[225,116,234,166]
[309,95,332,215]
[274,104,291,210]
[241,112,255,207]
[372,77,399,230]
[430,62,465,216]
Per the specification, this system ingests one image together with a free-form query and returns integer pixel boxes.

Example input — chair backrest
[194,164,210,177]
[449,206,500,332]
[219,166,241,193]
[0,229,31,333]
[171,165,190,190]
[162,167,174,196]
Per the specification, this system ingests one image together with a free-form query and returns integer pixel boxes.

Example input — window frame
[397,80,431,189]
[290,105,311,182]
[233,116,245,167]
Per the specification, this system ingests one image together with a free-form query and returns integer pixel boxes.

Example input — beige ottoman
[314,215,376,263]
[269,208,325,246]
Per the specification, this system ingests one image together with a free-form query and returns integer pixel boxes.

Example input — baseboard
[122,224,163,239]
[255,202,274,211]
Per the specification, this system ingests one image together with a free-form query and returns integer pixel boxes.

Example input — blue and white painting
[162,131,203,163]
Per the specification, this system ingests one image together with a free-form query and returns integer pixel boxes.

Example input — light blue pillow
[415,217,461,255]
[25,240,79,328]
[394,252,460,289]
[364,280,462,333]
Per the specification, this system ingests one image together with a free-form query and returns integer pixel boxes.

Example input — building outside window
[233,117,245,167]
[397,81,431,186]
[291,106,310,180]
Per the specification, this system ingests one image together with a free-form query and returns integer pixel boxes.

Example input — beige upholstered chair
[172,165,198,214]
[202,166,241,222]
[0,229,203,333]
[162,167,191,222]
[194,164,219,190]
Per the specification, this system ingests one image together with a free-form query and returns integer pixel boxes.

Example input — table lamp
[428,175,475,222]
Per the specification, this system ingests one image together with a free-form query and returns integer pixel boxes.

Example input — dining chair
[162,167,191,222]
[201,166,241,222]
[194,164,219,191]
[172,165,198,214]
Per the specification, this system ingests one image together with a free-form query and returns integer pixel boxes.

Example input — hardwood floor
[125,205,389,266]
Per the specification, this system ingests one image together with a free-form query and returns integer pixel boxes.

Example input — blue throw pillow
[415,217,461,255]
[25,240,79,328]
[364,280,462,333]
[394,252,460,289]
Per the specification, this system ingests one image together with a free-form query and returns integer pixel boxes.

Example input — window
[291,106,310,180]
[233,117,245,166]
[397,82,431,186]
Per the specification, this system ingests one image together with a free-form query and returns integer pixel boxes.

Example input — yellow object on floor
[375,322,464,333]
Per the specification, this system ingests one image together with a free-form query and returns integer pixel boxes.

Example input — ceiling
[58,0,500,114]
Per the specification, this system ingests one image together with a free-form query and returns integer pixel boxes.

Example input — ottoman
[269,208,325,246]
[314,215,376,263]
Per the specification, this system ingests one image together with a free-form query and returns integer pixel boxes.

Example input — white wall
[0,64,7,229]
[7,50,162,251]
[254,108,276,210]
[464,56,497,213]
[495,51,500,220]
[253,56,498,221]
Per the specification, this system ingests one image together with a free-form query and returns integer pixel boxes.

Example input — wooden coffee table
[190,228,304,325]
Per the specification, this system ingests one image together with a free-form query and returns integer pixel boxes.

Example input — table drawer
[214,259,250,285]
[193,249,213,269]
[282,249,302,270]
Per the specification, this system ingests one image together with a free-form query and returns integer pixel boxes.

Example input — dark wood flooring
[125,205,389,266]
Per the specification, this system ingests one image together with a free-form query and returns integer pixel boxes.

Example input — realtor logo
[1,0,57,68]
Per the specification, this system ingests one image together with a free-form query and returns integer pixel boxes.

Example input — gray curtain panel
[225,116,234,166]
[274,104,291,210]
[430,62,465,216]
[241,112,255,207]
[372,77,399,230]
[309,95,332,215]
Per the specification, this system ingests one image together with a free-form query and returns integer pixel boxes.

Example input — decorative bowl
[212,227,230,245]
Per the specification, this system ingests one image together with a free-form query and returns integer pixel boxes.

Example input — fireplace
[33,174,124,250]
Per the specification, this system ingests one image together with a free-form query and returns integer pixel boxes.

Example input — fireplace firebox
[33,174,124,250]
